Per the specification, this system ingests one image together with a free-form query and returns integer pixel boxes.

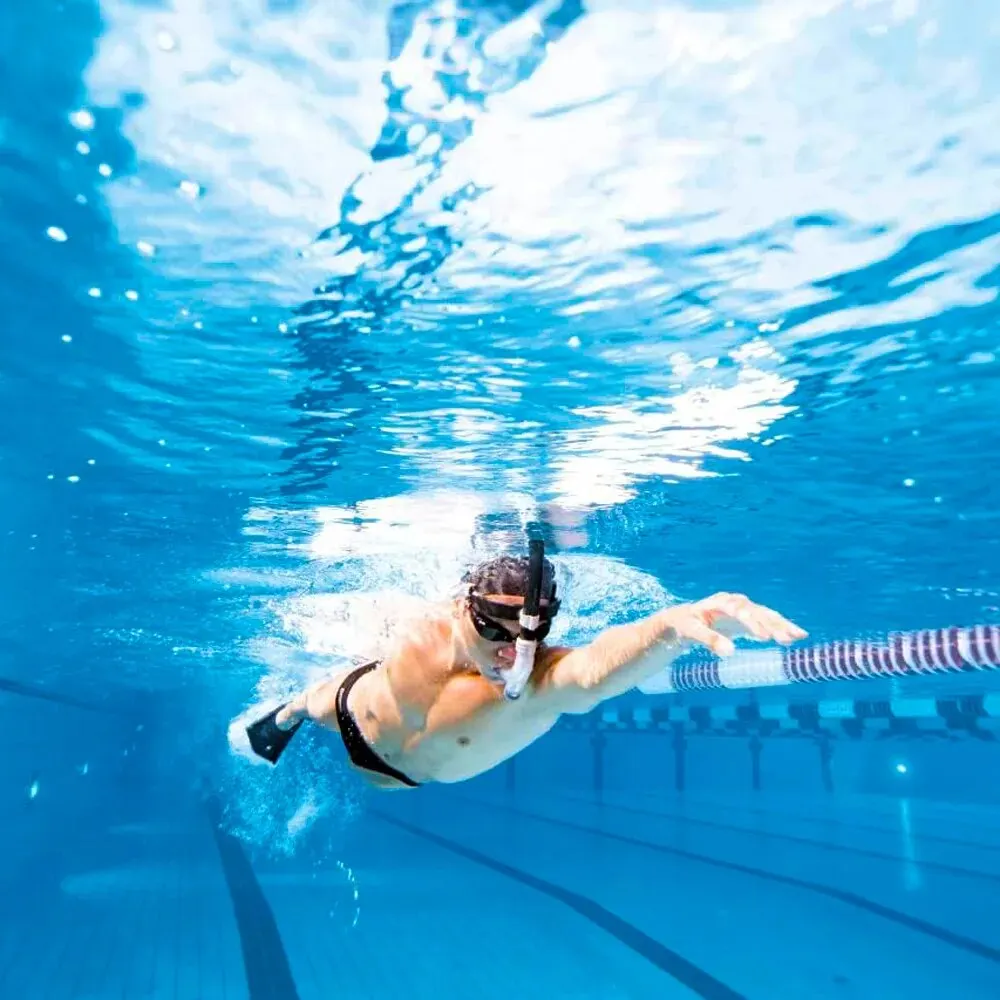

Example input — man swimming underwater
[245,540,807,789]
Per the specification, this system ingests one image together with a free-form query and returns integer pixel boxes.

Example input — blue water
[3,0,1000,996]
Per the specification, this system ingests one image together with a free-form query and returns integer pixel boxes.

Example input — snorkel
[503,539,546,701]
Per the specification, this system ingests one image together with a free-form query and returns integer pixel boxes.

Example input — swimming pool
[3,0,999,996]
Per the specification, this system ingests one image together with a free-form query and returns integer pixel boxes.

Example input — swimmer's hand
[275,702,305,730]
[661,592,807,658]
[542,592,806,712]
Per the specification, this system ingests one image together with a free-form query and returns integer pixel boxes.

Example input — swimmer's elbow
[542,648,620,714]
[543,622,683,713]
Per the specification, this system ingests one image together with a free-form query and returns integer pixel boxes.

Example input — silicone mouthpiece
[504,634,537,700]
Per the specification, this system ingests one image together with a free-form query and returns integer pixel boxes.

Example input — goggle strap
[469,594,560,621]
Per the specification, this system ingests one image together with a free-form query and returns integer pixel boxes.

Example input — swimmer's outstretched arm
[542,592,806,713]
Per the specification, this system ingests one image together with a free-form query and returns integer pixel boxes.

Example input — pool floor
[7,788,1000,998]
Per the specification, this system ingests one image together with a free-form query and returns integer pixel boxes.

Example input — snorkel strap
[505,539,545,701]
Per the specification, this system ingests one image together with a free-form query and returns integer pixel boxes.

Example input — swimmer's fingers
[675,615,736,658]
[753,605,808,644]
[701,593,807,645]
[275,705,300,730]
[732,598,808,644]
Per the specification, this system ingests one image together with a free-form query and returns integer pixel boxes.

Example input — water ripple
[3,0,1000,693]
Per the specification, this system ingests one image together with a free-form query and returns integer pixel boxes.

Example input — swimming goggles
[467,592,560,643]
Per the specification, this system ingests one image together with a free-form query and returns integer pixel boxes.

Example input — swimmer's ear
[245,705,303,765]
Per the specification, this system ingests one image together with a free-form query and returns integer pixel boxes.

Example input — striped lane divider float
[637,624,1000,694]
[560,693,1000,740]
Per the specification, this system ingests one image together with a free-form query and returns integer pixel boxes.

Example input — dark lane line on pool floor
[456,796,1000,966]
[372,810,747,1000]
[549,789,1000,884]
[205,797,301,1000]
[0,675,115,713]
[635,793,1000,856]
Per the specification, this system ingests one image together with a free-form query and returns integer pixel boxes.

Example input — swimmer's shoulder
[530,643,581,701]
[533,643,574,676]
[380,605,455,692]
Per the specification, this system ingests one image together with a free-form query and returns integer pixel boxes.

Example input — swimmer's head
[462,553,558,605]
[457,552,560,683]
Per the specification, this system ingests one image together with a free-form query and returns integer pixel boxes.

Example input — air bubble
[156,30,177,52]
[70,109,95,131]
[76,141,90,155]
[61,335,72,343]
[46,226,68,243]
[88,287,102,298]
[67,475,80,483]
[125,290,139,301]
[98,163,113,178]
[178,179,202,198]
[137,240,156,257]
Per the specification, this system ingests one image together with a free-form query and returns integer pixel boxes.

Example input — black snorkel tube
[503,538,546,701]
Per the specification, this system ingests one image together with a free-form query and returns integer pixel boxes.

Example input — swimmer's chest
[404,672,559,782]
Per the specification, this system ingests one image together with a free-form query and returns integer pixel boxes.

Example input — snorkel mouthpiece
[504,539,545,701]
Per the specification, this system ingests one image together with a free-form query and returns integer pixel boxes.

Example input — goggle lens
[469,601,554,643]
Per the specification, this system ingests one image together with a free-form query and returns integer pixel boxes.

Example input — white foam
[286,796,321,837]
[240,495,679,700]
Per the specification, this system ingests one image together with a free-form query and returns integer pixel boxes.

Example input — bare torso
[306,602,567,788]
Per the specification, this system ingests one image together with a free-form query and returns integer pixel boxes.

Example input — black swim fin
[245,705,303,764]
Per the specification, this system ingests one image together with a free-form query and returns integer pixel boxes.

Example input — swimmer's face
[465,594,555,670]
[470,596,519,666]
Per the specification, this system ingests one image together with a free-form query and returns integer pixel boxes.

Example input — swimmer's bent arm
[541,592,807,714]
[275,677,341,730]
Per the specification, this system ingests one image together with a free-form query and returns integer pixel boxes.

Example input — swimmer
[245,540,806,789]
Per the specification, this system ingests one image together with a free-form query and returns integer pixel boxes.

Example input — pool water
[2,0,999,997]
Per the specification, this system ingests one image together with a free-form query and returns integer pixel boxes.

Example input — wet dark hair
[462,553,557,601]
